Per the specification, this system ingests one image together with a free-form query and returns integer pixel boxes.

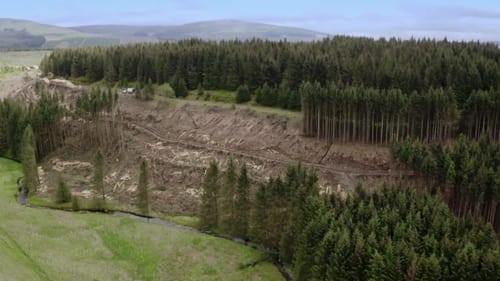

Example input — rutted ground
[7,76,411,215]
[40,93,411,215]
[0,158,284,280]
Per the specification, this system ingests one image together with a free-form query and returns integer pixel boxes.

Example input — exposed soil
[8,76,413,215]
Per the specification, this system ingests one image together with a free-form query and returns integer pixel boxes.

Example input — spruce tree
[92,149,106,209]
[235,85,251,104]
[137,158,149,215]
[218,158,237,233]
[250,183,268,244]
[55,176,72,203]
[232,164,250,238]
[200,161,219,230]
[197,83,205,98]
[171,75,188,98]
[294,201,329,281]
[416,254,442,281]
[143,78,155,101]
[20,125,38,193]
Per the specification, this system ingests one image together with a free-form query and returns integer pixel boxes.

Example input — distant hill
[0,18,119,49]
[0,29,46,50]
[72,20,329,42]
[0,18,328,50]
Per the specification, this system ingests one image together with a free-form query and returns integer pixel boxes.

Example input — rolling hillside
[0,18,119,49]
[73,20,329,42]
[0,18,328,50]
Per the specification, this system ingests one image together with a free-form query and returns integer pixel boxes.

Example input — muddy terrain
[10,77,412,215]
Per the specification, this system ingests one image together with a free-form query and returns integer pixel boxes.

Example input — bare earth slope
[6,77,410,215]
[77,96,408,213]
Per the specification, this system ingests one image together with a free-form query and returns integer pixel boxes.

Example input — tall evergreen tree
[92,149,106,209]
[250,183,268,244]
[232,164,250,238]
[218,158,237,233]
[137,158,149,214]
[200,161,219,230]
[171,74,188,98]
[20,125,38,193]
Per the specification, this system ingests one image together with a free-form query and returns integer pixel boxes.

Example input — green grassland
[0,158,283,281]
[177,89,302,120]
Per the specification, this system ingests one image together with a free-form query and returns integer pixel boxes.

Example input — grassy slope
[179,90,302,120]
[0,158,283,281]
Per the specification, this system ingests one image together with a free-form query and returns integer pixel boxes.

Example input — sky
[2,0,500,41]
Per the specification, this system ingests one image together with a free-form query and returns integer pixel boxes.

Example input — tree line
[392,134,500,232]
[41,37,500,142]
[0,87,64,161]
[41,37,500,109]
[71,87,123,154]
[200,161,500,280]
[301,82,463,144]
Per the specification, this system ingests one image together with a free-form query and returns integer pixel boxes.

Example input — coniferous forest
[0,85,121,162]
[392,134,500,231]
[42,37,500,142]
[4,35,500,281]
[200,163,500,281]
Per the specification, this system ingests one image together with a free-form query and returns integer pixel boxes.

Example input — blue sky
[2,0,500,41]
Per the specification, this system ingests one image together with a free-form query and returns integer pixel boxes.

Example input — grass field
[170,96,302,120]
[0,158,284,281]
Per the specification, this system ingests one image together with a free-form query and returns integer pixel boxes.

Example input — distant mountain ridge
[0,18,328,50]
[0,18,119,49]
[73,20,329,43]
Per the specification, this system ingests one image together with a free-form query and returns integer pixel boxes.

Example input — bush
[236,85,251,104]
[55,177,72,204]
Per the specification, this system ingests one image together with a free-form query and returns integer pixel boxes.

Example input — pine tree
[218,158,237,233]
[294,202,329,281]
[140,78,155,101]
[137,158,149,215]
[20,125,38,193]
[197,83,205,98]
[250,183,268,245]
[92,149,106,210]
[235,85,251,104]
[55,176,72,203]
[200,161,219,230]
[232,164,250,238]
[416,254,442,281]
[171,75,188,98]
